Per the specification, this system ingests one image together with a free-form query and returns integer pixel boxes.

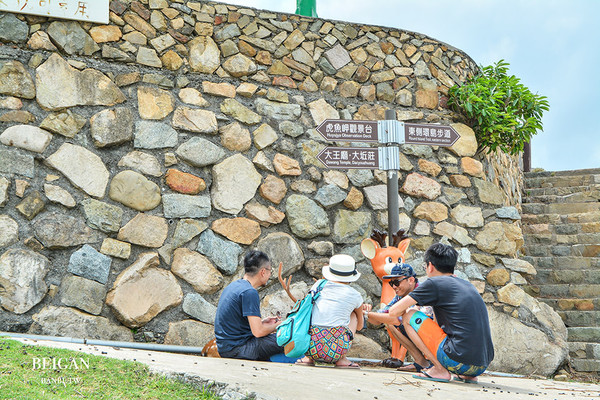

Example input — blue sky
[223,0,600,172]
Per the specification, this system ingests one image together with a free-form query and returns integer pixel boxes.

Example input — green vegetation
[448,60,549,155]
[0,338,221,400]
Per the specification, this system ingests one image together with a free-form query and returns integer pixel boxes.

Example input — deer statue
[360,229,411,361]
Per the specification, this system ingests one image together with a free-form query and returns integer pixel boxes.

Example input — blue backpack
[276,279,327,358]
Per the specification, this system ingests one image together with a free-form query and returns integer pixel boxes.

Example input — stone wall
[0,0,564,374]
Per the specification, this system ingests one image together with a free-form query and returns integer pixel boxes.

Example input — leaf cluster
[447,60,549,155]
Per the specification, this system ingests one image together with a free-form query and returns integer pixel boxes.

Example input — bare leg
[402,310,450,380]
[336,314,358,367]
[386,323,428,367]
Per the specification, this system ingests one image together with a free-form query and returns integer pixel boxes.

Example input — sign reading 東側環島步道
[0,0,109,24]
[403,122,460,147]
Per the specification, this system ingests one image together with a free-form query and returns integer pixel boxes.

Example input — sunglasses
[388,277,409,287]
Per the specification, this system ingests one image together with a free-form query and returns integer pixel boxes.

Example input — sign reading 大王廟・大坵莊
[0,0,109,24]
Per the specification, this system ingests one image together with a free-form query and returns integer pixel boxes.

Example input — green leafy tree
[447,60,549,155]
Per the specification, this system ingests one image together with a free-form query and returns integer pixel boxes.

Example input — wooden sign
[0,0,109,24]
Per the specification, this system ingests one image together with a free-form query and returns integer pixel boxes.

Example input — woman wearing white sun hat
[295,254,365,368]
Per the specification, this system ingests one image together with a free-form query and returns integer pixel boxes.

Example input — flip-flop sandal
[412,371,450,383]
[381,358,403,368]
[453,376,478,384]
[397,361,433,372]
[335,362,360,369]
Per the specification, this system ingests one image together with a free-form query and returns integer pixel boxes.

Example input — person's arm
[365,309,403,325]
[353,306,364,331]
[387,295,418,319]
[247,315,281,337]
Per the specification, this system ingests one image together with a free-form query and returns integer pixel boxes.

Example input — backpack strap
[310,279,328,302]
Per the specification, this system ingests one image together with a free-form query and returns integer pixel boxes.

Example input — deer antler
[391,229,408,247]
[278,262,297,303]
[370,229,388,248]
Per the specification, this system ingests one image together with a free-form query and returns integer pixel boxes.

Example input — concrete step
[521,243,600,258]
[557,311,600,327]
[571,358,600,372]
[524,184,600,198]
[523,187,600,204]
[569,342,600,360]
[568,327,600,343]
[522,202,600,215]
[524,284,600,299]
[522,221,600,235]
[528,269,600,285]
[521,256,600,270]
[538,298,600,312]
[525,173,600,189]
[525,168,600,178]
[523,232,600,245]
[521,211,600,225]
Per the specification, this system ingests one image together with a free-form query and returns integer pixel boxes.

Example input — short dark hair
[244,250,270,276]
[424,243,457,274]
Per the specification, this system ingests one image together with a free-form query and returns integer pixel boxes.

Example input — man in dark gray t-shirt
[386,243,494,383]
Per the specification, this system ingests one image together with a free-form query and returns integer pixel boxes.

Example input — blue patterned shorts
[436,337,487,377]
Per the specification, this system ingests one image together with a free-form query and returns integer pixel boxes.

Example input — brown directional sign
[316,119,378,142]
[403,123,460,147]
[317,146,379,169]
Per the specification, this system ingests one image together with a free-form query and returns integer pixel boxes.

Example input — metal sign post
[384,110,400,238]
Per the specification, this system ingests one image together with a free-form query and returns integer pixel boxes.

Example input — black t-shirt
[409,275,494,367]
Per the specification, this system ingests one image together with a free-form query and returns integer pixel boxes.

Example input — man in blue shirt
[387,243,494,383]
[214,250,283,360]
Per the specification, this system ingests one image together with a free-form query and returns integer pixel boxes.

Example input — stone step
[523,232,600,245]
[522,202,600,215]
[538,298,600,312]
[568,327,600,343]
[521,211,600,225]
[525,173,600,189]
[521,243,600,258]
[522,221,600,235]
[557,311,600,327]
[524,184,600,198]
[528,269,600,285]
[524,284,600,299]
[525,168,600,178]
[521,256,600,270]
[569,342,600,360]
[523,190,600,204]
[571,358,600,372]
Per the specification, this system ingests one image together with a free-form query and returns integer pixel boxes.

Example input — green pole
[296,0,318,17]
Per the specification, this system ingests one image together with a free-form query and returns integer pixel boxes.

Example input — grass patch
[0,338,221,400]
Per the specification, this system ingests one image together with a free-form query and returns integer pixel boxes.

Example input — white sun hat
[322,254,361,282]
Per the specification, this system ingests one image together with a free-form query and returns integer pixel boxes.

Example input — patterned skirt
[306,325,353,363]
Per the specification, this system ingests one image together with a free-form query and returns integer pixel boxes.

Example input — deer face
[360,237,410,278]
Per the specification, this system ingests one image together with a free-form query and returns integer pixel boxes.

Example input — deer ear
[396,238,411,255]
[361,238,379,259]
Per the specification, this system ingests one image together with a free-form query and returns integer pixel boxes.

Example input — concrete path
[12,338,600,400]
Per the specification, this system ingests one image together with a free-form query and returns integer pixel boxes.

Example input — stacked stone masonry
[522,169,600,373]
[0,0,567,376]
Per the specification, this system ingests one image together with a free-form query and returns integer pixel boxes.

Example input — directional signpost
[316,119,460,147]
[316,112,461,238]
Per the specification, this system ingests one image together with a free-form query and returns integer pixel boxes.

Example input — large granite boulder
[29,306,133,341]
[0,249,50,314]
[106,252,183,328]
[488,304,568,376]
